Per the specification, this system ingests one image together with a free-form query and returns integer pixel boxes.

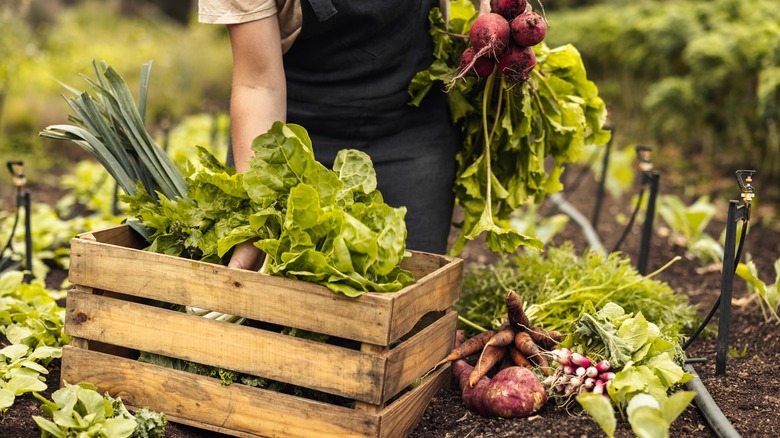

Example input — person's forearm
[230,85,286,173]
[226,18,286,174]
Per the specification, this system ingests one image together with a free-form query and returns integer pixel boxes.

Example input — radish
[510,11,547,47]
[490,0,528,20]
[459,47,496,78]
[497,43,536,84]
[570,352,591,368]
[595,359,611,373]
[453,359,547,418]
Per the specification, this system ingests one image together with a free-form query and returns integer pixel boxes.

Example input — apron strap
[308,0,337,22]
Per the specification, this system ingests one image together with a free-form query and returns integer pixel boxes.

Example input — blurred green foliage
[546,0,780,177]
[0,1,232,176]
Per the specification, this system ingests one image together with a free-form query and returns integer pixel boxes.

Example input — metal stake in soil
[715,170,755,376]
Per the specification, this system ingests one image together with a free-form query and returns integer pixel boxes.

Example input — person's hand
[228,240,266,271]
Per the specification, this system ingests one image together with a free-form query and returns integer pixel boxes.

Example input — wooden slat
[381,310,457,403]
[386,258,463,344]
[61,347,379,438]
[378,364,451,438]
[65,290,387,404]
[69,225,460,346]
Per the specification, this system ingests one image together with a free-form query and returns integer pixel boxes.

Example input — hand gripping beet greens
[123,122,414,297]
[409,0,611,255]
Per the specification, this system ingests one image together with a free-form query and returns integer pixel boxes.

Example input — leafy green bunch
[33,381,166,438]
[565,302,695,438]
[124,122,414,297]
[409,0,611,255]
[0,271,66,412]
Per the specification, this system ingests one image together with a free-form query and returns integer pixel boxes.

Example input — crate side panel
[68,235,395,345]
[65,291,386,403]
[381,310,457,403]
[386,257,463,343]
[378,364,450,438]
[61,347,380,438]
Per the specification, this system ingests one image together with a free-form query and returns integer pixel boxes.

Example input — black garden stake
[3,161,34,283]
[715,170,755,375]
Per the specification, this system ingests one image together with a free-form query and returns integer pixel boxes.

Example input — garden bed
[2,169,779,437]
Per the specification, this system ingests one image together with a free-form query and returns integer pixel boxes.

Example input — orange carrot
[469,344,508,387]
[514,331,550,375]
[505,289,530,331]
[437,329,495,366]
[528,326,563,350]
[484,321,516,349]
[508,346,533,369]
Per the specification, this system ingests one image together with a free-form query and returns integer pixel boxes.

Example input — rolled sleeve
[198,0,278,24]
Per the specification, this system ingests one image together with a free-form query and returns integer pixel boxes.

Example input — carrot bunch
[441,289,563,387]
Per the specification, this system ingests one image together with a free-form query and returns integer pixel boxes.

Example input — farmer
[197,1,462,269]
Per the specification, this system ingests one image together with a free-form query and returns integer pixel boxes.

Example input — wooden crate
[62,224,463,438]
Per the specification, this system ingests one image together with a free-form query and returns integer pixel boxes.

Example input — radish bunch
[543,348,615,401]
[456,0,548,84]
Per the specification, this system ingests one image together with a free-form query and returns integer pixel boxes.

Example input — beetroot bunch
[456,0,548,85]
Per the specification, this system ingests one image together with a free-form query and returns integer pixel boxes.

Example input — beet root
[497,43,537,84]
[459,47,496,78]
[453,360,548,418]
[510,11,547,47]
[468,12,511,56]
[490,0,528,20]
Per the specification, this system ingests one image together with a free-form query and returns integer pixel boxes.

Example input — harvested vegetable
[410,2,611,255]
[454,360,547,418]
[470,343,508,386]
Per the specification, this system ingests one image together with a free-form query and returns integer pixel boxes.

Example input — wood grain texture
[69,225,462,346]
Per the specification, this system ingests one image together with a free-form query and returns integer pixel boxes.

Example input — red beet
[490,0,528,20]
[510,11,547,47]
[459,47,497,78]
[468,12,511,56]
[497,43,537,84]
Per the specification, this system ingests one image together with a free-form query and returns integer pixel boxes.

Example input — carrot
[469,344,508,387]
[514,331,550,375]
[437,329,495,367]
[484,321,516,349]
[507,346,533,369]
[528,326,564,350]
[505,289,531,331]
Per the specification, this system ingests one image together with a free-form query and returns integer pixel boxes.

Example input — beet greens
[409,1,611,255]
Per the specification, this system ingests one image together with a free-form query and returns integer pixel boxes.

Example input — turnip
[510,11,547,47]
[453,359,547,418]
[490,0,528,20]
[497,43,537,84]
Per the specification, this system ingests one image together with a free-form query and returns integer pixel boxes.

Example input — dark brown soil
[2,165,779,438]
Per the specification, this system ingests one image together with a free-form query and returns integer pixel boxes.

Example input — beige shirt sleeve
[198,0,302,53]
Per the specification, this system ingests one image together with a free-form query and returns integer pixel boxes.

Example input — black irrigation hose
[684,364,742,438]
[682,219,749,351]
[611,186,645,253]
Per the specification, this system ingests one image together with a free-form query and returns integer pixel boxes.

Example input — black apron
[229,1,459,253]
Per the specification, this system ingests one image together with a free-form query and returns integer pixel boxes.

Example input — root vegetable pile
[454,0,547,84]
[442,289,563,418]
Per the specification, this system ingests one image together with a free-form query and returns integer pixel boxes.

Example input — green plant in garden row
[737,257,780,323]
[34,381,166,438]
[457,243,699,337]
[546,0,780,176]
[410,0,611,255]
[0,270,67,412]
